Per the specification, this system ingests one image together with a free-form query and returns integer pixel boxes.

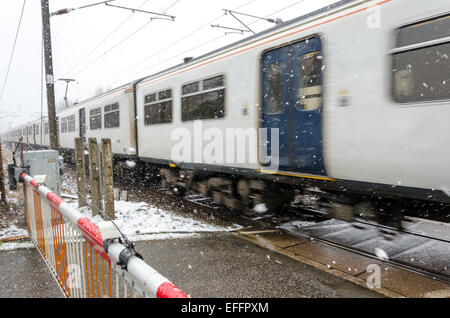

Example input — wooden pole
[74,138,87,208]
[88,138,102,215]
[0,139,7,208]
[41,0,58,150]
[101,139,115,219]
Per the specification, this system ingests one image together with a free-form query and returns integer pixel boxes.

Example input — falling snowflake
[375,247,389,260]
[125,160,136,168]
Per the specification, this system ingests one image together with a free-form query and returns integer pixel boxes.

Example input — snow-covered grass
[68,200,241,241]
[0,223,27,240]
[0,241,34,251]
[277,220,317,231]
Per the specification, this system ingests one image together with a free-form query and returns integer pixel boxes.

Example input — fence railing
[22,173,188,298]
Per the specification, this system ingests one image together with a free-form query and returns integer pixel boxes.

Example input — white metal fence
[22,173,188,298]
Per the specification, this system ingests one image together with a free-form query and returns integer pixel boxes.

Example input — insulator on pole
[50,8,74,17]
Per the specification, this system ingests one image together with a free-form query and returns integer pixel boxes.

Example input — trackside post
[88,138,102,215]
[101,139,114,219]
[74,138,87,208]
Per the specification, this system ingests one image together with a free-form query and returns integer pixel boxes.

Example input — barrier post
[74,138,87,208]
[88,138,101,215]
[101,139,114,219]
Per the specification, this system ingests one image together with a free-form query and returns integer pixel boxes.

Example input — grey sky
[0,0,337,133]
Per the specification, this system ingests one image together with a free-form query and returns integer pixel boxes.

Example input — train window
[392,14,450,103]
[44,123,48,134]
[104,103,120,128]
[158,89,172,100]
[61,118,68,133]
[35,125,39,135]
[396,15,450,47]
[298,51,323,111]
[68,115,76,132]
[144,88,172,125]
[145,93,156,103]
[182,82,199,95]
[265,62,283,114]
[203,75,224,90]
[90,107,102,130]
[181,75,225,121]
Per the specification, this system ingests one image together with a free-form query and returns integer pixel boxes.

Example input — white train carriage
[41,117,50,148]
[57,83,137,159]
[136,0,450,204]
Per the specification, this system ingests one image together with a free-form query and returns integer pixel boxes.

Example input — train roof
[136,0,359,85]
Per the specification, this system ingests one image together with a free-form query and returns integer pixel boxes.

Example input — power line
[262,0,306,19]
[71,19,154,77]
[105,0,301,88]
[77,33,225,100]
[0,0,27,106]
[164,0,182,13]
[63,0,150,78]
[68,0,183,80]
[68,0,180,78]
[86,0,258,93]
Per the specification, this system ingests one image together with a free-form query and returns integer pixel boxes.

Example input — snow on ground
[277,220,318,231]
[0,241,34,251]
[374,247,389,260]
[67,200,242,240]
[0,223,28,240]
[60,168,78,195]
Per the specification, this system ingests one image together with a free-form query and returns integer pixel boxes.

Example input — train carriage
[55,83,137,161]
[135,0,450,216]
[2,0,449,223]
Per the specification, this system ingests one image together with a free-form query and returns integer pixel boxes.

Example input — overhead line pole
[41,0,58,150]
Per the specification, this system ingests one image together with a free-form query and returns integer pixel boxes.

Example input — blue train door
[261,36,325,175]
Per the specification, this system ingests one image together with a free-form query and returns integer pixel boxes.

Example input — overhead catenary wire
[0,0,27,106]
[164,0,182,13]
[63,0,180,76]
[68,0,180,79]
[78,0,258,98]
[262,0,306,18]
[63,0,150,78]
[95,0,302,91]
[71,19,154,77]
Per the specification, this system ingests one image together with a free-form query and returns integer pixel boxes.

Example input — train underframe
[131,161,450,228]
[6,141,449,227]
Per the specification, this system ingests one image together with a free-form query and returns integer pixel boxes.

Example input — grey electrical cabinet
[23,150,61,196]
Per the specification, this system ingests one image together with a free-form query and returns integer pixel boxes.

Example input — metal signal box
[23,150,61,196]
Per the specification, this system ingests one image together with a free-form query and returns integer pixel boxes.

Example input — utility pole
[41,0,58,150]
[0,139,6,208]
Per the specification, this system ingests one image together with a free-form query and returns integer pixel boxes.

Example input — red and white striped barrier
[21,173,188,298]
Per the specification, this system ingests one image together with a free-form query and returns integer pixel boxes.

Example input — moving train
[3,0,450,224]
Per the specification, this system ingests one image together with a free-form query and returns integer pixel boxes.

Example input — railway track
[64,161,449,288]
[139,184,450,285]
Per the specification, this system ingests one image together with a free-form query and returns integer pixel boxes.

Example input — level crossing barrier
[21,173,188,298]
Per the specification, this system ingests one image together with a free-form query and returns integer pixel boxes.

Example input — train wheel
[263,184,295,214]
